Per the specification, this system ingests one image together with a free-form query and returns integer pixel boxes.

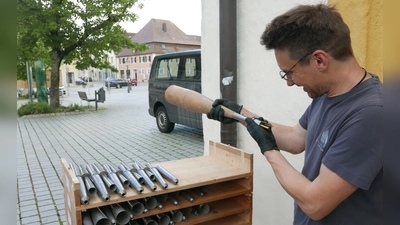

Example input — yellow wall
[383,0,400,78]
[17,70,61,89]
[329,0,383,81]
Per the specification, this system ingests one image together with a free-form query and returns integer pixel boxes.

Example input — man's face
[274,49,326,99]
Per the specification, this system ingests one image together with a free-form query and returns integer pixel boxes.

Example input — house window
[119,58,121,64]
[134,57,136,63]
[148,56,151,62]
[131,57,134,63]
[139,57,142,63]
[161,44,166,50]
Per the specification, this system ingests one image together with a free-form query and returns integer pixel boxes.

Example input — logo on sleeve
[317,130,329,151]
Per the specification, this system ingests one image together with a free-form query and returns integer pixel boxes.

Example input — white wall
[202,0,319,224]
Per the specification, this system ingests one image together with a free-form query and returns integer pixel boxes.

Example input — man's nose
[286,79,295,86]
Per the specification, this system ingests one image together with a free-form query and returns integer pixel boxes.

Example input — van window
[156,58,179,80]
[182,56,201,81]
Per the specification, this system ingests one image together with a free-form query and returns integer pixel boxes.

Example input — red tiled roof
[116,19,201,57]
[132,19,201,45]
[116,47,135,57]
[125,32,137,40]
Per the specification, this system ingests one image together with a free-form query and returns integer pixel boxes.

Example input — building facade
[116,19,201,83]
[53,19,201,87]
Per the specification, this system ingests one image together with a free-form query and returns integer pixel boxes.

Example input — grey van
[148,49,202,133]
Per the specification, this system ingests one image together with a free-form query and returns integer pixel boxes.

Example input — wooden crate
[62,141,253,225]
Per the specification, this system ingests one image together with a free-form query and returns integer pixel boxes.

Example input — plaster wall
[202,0,319,224]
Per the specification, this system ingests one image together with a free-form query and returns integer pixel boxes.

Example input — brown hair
[260,4,353,64]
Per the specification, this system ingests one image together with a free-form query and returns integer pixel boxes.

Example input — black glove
[207,99,243,124]
[245,117,279,154]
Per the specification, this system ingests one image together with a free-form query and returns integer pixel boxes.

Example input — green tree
[17,0,148,108]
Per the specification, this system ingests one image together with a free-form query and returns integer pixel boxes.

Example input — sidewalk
[17,82,204,225]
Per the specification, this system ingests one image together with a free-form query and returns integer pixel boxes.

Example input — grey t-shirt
[295,74,383,225]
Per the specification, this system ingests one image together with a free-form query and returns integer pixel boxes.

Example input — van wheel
[156,106,175,133]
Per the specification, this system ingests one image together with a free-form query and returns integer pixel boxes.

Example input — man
[207,4,383,224]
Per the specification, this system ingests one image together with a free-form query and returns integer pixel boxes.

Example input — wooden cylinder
[164,85,236,119]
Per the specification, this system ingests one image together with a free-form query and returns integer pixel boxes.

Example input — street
[17,82,204,225]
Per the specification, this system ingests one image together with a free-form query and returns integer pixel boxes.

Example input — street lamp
[125,59,130,79]
[125,59,132,93]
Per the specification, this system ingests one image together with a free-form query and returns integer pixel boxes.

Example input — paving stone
[20,215,40,225]
[21,209,39,218]
[41,216,60,224]
[39,209,58,218]
[37,199,54,207]
[38,204,56,212]
[19,201,37,209]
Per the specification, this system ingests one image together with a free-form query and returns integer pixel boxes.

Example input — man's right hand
[245,117,279,154]
[207,99,243,124]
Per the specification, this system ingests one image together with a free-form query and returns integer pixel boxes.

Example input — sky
[120,0,202,36]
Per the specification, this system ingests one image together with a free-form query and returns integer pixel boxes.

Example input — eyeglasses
[279,51,313,81]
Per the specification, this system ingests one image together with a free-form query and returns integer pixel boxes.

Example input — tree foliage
[17,0,148,108]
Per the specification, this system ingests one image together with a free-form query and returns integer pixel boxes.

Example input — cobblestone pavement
[17,82,204,225]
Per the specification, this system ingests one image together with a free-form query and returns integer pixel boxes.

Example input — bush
[35,102,54,114]
[17,103,36,116]
[65,104,82,112]
[18,102,53,116]
[17,103,89,117]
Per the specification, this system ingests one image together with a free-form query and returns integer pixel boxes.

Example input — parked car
[76,78,87,85]
[128,79,138,86]
[17,88,24,97]
[79,76,93,82]
[104,78,129,88]
[148,49,202,133]
[47,86,66,95]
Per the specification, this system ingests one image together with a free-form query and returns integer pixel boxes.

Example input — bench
[77,91,96,107]
[78,88,105,110]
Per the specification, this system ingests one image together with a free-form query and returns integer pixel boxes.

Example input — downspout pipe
[219,0,238,147]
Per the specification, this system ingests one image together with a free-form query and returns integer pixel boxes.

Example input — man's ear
[312,50,329,71]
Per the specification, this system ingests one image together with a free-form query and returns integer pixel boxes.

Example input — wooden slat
[198,212,252,225]
[61,158,81,225]
[209,141,253,174]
